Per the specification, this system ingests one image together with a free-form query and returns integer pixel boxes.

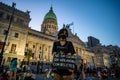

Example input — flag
[69,22,74,26]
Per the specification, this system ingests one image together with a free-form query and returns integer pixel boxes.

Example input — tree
[25,48,33,65]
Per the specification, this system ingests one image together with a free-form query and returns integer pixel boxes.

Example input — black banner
[52,54,76,70]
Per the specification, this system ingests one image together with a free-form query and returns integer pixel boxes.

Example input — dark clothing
[53,69,72,76]
[0,73,8,80]
[52,41,75,55]
[52,41,75,75]
[115,67,120,78]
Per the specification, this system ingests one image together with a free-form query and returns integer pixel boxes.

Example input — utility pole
[0,2,16,65]
[68,22,74,34]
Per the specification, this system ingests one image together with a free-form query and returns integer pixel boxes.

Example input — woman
[9,58,18,80]
[52,28,75,80]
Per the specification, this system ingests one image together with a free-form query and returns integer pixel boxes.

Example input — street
[33,73,120,80]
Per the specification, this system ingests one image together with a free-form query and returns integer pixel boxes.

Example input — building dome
[41,6,58,34]
[44,6,57,21]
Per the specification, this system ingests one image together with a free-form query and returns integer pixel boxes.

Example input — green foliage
[25,48,34,65]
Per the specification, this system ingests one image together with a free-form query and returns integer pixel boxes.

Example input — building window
[0,42,4,49]
[0,12,4,18]
[15,33,19,38]
[6,15,11,20]
[17,18,23,24]
[40,51,42,53]
[32,53,34,58]
[39,46,41,50]
[45,48,47,51]
[11,16,14,22]
[26,44,28,47]
[33,45,35,48]
[11,44,16,53]
[3,30,8,35]
[7,57,12,62]
[39,54,41,59]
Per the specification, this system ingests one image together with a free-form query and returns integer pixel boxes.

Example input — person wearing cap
[52,28,75,80]
[9,58,18,80]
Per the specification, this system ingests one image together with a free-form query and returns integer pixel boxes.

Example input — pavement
[1,72,120,80]
[0,65,120,80]
[35,73,53,80]
[35,73,120,80]
[33,73,120,80]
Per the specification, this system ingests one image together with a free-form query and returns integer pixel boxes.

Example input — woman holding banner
[52,28,75,80]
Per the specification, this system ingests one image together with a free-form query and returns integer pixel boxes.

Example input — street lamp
[0,2,16,65]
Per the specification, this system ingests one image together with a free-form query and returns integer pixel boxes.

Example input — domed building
[41,6,58,34]
[0,2,85,66]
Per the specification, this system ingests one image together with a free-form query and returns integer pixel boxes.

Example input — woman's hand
[67,53,71,56]
[68,69,73,73]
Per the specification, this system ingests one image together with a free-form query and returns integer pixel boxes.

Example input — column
[42,44,45,62]
[34,43,39,61]
[48,46,51,62]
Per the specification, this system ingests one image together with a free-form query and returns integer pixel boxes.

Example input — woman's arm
[68,41,75,55]
[52,41,57,55]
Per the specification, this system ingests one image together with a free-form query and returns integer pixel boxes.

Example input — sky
[1,0,120,47]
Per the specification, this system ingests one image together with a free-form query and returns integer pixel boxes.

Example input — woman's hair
[11,58,17,63]
[58,28,68,38]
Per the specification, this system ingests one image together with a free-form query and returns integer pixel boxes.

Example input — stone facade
[106,45,120,67]
[0,2,31,66]
[84,50,95,65]
[87,46,111,67]
[0,2,85,66]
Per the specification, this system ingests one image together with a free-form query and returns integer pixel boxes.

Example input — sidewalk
[35,73,53,80]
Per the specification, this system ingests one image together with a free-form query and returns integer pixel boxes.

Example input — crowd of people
[83,65,120,80]
[0,58,18,80]
[0,64,35,80]
[0,57,120,80]
[0,28,120,80]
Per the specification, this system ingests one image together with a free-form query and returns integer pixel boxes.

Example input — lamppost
[40,44,44,73]
[0,3,16,65]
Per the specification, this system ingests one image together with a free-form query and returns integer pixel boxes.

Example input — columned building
[0,2,31,65]
[0,2,85,66]
[85,49,95,67]
[87,46,111,67]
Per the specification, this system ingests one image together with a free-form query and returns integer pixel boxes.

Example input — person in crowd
[86,67,90,77]
[81,59,85,80]
[23,65,26,72]
[52,27,75,80]
[101,67,109,80]
[37,61,40,74]
[9,58,18,80]
[114,65,120,79]
[97,68,102,79]
[0,70,9,80]
[73,54,82,80]
[20,59,25,72]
